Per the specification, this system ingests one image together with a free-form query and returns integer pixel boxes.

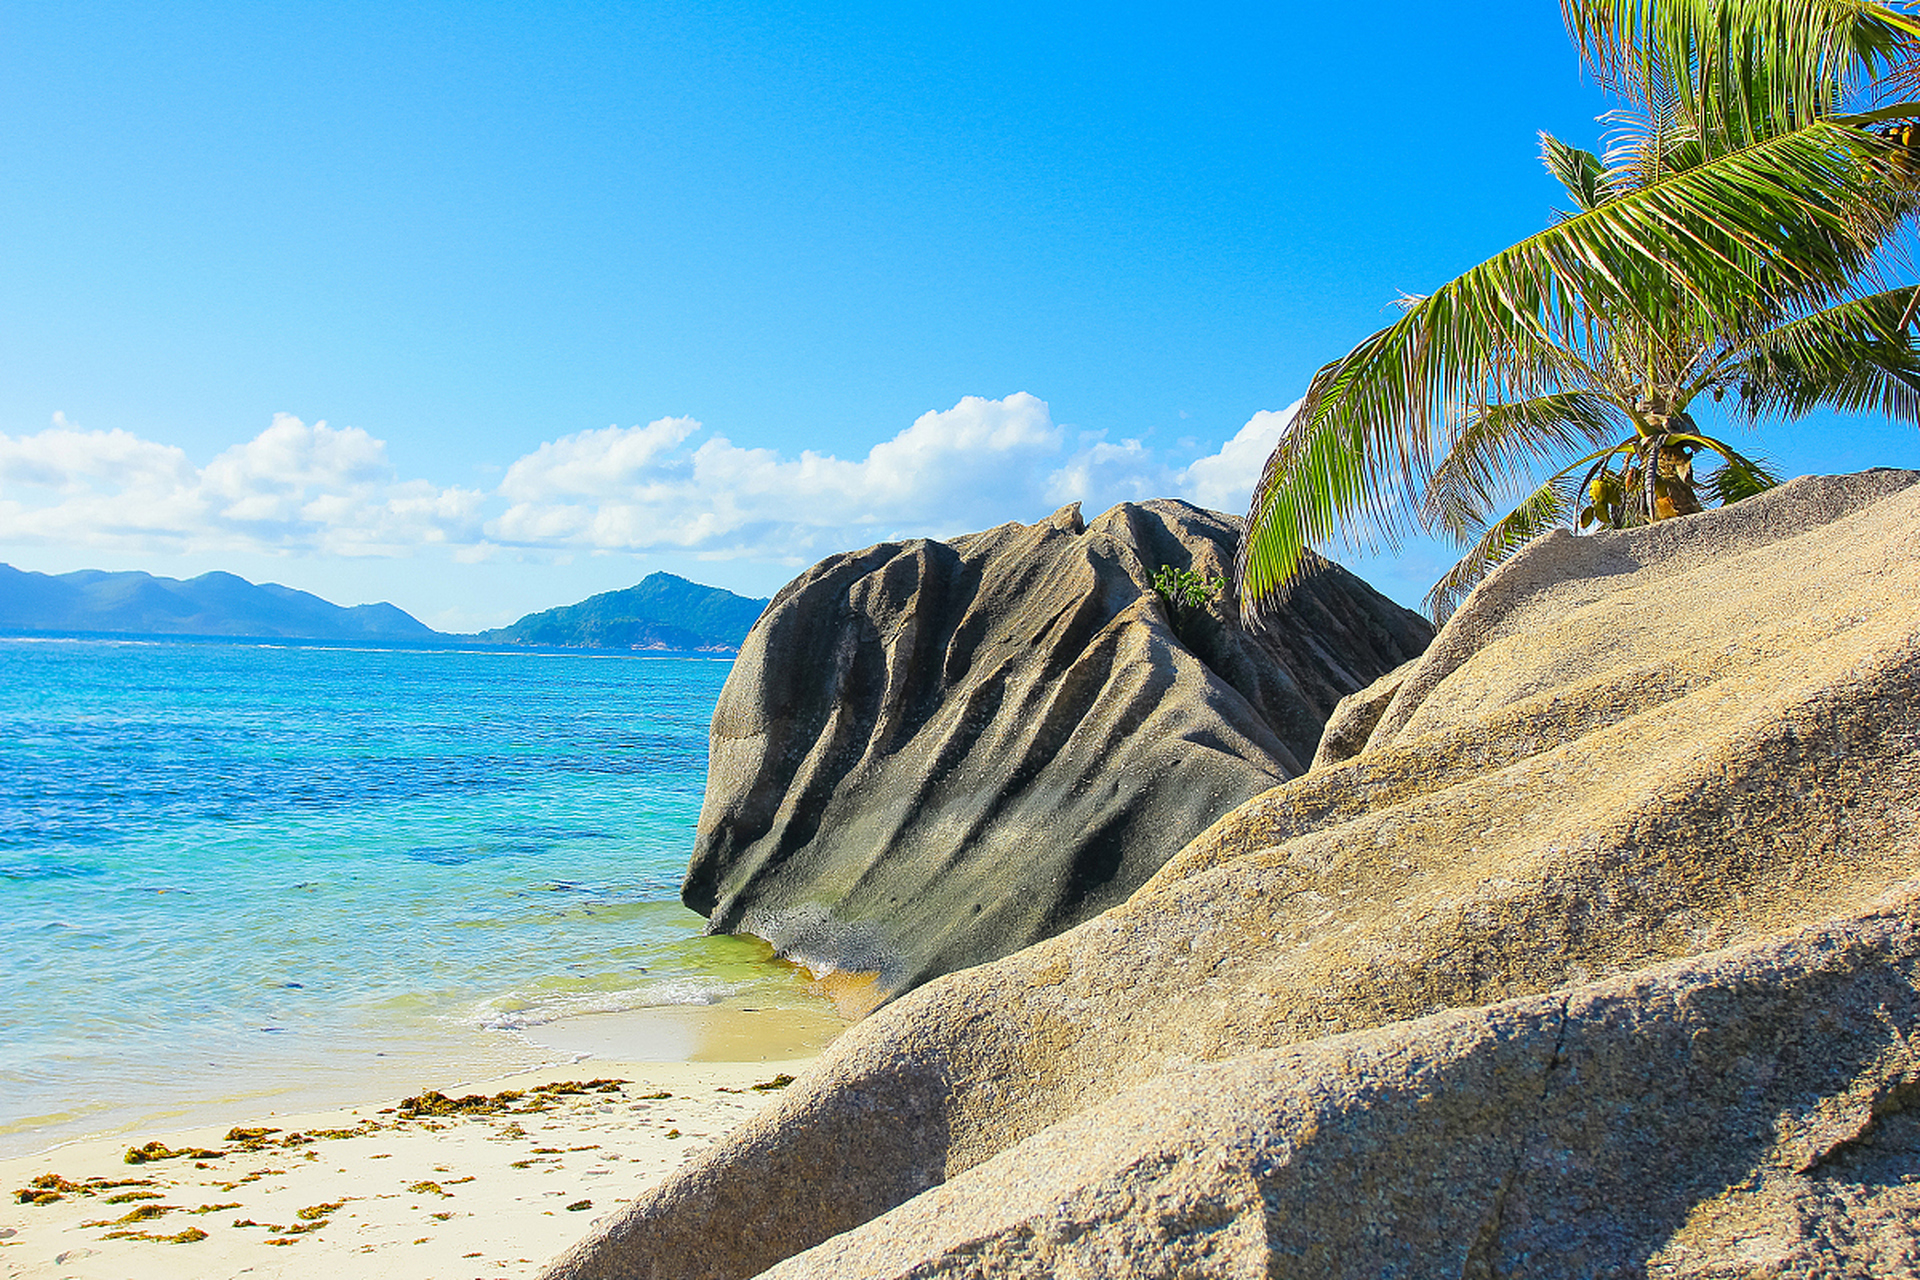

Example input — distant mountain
[0,564,437,641]
[0,563,766,653]
[475,573,766,653]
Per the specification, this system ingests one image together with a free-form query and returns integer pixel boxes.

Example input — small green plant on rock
[1151,565,1225,637]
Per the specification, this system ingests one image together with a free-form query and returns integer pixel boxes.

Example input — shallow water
[0,635,830,1157]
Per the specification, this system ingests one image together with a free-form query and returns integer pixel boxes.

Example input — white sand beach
[1,1006,841,1280]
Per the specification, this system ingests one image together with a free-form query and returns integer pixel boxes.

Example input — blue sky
[3,1,1916,630]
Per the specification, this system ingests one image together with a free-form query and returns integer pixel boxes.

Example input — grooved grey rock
[681,499,1431,996]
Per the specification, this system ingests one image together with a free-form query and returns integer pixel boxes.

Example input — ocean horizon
[0,634,835,1160]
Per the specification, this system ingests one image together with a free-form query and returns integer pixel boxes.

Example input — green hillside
[0,564,436,641]
[476,573,766,652]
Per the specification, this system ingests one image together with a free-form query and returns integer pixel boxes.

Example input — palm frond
[1421,480,1578,622]
[1875,46,1920,103]
[1422,392,1626,539]
[1562,0,1920,137]
[1700,444,1783,502]
[1543,133,1620,213]
[1238,348,1421,605]
[1239,114,1897,610]
[1721,284,1920,423]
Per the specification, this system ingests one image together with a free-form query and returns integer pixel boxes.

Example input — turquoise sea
[0,635,829,1159]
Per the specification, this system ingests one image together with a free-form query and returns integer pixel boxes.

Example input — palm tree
[1563,0,1920,132]
[1238,0,1920,622]
[1410,138,1920,617]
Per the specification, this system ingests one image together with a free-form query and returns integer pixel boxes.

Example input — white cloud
[0,412,486,557]
[0,396,1296,568]
[0,413,197,493]
[1038,400,1295,521]
[489,394,1068,559]
[498,416,701,502]
[201,413,392,522]
[1046,434,1160,510]
[1174,402,1298,516]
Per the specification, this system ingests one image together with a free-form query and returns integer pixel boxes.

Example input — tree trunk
[1653,441,1702,520]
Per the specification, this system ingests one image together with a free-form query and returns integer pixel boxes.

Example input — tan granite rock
[543,470,1920,1280]
[762,895,1920,1279]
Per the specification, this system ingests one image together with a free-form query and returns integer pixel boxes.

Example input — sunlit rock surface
[547,470,1920,1280]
